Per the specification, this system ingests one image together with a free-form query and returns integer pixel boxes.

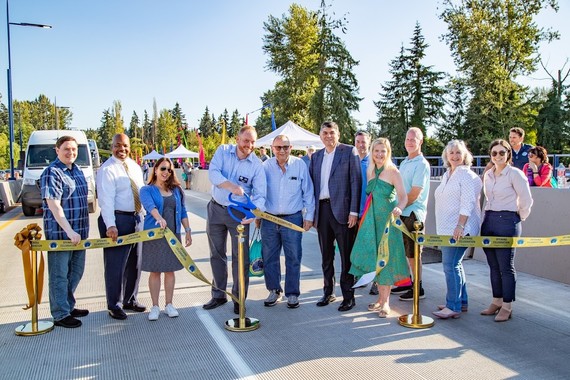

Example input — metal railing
[392,154,570,179]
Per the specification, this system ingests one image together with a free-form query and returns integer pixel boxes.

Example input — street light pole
[5,0,51,180]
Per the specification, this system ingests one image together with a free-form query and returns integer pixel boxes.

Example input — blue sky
[1,1,568,133]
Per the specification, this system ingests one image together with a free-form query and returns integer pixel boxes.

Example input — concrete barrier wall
[0,179,22,207]
[189,174,570,284]
[425,180,570,285]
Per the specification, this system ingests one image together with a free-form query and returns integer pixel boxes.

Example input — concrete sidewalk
[0,191,569,379]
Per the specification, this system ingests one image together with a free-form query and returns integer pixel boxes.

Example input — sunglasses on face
[273,145,290,151]
[528,152,536,158]
[159,167,173,173]
[491,150,507,157]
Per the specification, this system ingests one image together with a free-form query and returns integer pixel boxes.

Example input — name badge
[239,176,249,184]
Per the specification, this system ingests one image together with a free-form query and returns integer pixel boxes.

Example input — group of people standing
[41,133,193,327]
[200,123,431,319]
[39,122,535,329]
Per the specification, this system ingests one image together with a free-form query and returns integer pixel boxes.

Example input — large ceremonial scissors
[227,194,305,233]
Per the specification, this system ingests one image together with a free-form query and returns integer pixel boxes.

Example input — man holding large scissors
[259,135,315,309]
[203,125,267,314]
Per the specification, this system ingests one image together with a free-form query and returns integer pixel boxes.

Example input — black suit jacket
[309,143,362,228]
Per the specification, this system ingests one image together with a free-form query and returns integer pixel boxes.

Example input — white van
[21,130,97,216]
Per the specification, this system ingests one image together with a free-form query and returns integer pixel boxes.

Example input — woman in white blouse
[480,139,533,322]
[433,140,482,319]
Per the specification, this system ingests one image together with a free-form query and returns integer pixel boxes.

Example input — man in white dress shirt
[97,133,146,320]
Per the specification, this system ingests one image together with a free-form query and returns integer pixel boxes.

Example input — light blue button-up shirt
[399,154,430,222]
[263,156,315,221]
[209,144,266,210]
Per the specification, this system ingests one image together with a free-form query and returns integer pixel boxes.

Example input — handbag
[249,227,264,277]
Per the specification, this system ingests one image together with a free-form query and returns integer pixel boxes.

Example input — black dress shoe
[338,298,356,312]
[54,315,82,328]
[203,298,228,310]
[70,308,89,317]
[108,307,127,320]
[316,294,336,307]
[123,302,146,312]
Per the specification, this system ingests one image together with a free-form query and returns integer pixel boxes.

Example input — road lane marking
[0,211,24,231]
[195,306,258,380]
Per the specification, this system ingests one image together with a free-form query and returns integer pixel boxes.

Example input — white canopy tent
[255,120,324,151]
[165,145,199,158]
[142,150,164,160]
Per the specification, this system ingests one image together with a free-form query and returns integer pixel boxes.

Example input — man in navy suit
[309,121,362,311]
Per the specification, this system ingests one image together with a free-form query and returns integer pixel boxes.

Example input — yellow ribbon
[13,223,45,310]
[391,218,570,248]
[26,227,239,304]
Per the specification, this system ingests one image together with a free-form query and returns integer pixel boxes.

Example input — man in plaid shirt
[41,136,89,328]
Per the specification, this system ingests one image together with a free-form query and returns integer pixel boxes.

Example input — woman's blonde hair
[366,138,395,180]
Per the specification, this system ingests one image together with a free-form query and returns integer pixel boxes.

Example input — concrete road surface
[0,190,569,379]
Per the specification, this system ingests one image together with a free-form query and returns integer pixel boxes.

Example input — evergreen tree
[171,102,186,131]
[374,46,410,156]
[152,98,158,147]
[534,81,568,151]
[98,109,115,150]
[373,24,445,155]
[406,23,446,137]
[198,107,215,137]
[229,109,241,138]
[128,111,140,139]
[142,110,152,148]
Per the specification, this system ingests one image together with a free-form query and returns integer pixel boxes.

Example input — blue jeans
[261,212,303,297]
[47,250,86,321]
[441,246,468,312]
[481,211,521,303]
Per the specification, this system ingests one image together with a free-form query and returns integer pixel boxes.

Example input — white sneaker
[164,303,179,318]
[148,305,160,321]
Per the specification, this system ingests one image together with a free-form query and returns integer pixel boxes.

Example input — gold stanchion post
[399,221,434,329]
[225,224,260,332]
[15,230,54,336]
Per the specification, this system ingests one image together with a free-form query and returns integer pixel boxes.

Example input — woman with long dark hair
[140,157,192,321]
[522,146,553,187]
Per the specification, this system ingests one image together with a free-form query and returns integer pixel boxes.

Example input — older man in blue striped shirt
[260,135,315,308]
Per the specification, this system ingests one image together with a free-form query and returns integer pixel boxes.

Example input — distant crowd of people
[40,123,547,329]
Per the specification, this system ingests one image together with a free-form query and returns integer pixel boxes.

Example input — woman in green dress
[350,138,408,318]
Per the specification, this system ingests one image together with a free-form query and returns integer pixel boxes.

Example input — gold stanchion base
[15,321,54,336]
[398,314,435,329]
[225,317,260,332]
